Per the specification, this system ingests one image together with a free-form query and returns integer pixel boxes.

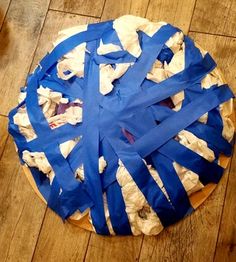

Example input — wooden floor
[0,0,235,261]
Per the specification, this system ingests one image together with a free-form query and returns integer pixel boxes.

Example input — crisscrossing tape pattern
[9,19,234,235]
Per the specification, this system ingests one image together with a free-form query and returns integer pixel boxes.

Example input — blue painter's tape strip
[8,18,235,235]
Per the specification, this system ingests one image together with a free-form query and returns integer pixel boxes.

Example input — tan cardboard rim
[22,154,232,232]
[21,65,235,233]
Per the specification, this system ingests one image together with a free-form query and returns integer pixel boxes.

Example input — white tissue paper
[14,15,234,235]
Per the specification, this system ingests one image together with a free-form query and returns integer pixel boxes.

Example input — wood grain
[146,0,196,34]
[190,0,236,37]
[101,0,149,21]
[32,211,90,262]
[0,0,50,116]
[85,234,143,262]
[50,0,105,17]
[0,137,46,262]
[214,149,236,261]
[0,115,8,158]
[102,0,197,34]
[0,1,235,261]
[0,0,11,28]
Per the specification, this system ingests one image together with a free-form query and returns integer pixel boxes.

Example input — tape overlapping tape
[8,16,235,235]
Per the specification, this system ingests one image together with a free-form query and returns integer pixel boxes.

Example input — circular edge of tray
[21,61,235,233]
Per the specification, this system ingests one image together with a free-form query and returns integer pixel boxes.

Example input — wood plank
[139,32,236,262]
[85,234,143,262]
[0,3,49,261]
[101,0,195,34]
[32,210,91,262]
[0,1,234,262]
[50,0,105,18]
[29,11,99,261]
[0,7,47,257]
[0,0,11,28]
[190,0,236,37]
[0,115,9,158]
[0,137,47,262]
[188,33,236,93]
[146,0,196,34]
[214,148,236,261]
[0,0,50,116]
[101,0,149,21]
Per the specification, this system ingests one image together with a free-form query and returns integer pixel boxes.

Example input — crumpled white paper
[14,86,69,140]
[115,144,206,236]
[99,63,133,95]
[75,156,107,181]
[97,39,122,55]
[113,15,167,57]
[15,15,235,235]
[14,86,83,141]
[22,139,78,184]
[116,160,165,235]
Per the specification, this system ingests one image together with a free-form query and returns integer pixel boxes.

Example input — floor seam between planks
[144,0,151,17]
[0,0,11,32]
[26,1,52,78]
[213,148,235,261]
[0,115,9,160]
[4,201,26,262]
[0,135,9,161]
[189,30,236,39]
[30,208,48,262]
[49,8,101,19]
[24,4,52,260]
[187,0,198,34]
[82,232,92,261]
[100,0,107,19]
[137,235,145,261]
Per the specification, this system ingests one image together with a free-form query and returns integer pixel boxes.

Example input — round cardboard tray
[21,63,235,233]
